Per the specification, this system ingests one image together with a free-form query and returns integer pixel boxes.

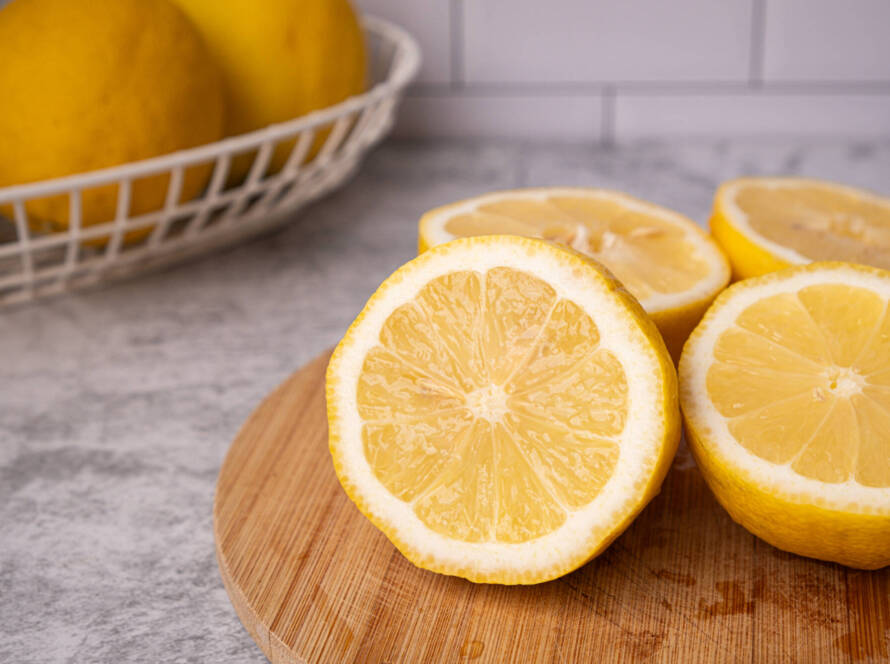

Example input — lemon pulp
[438,195,713,303]
[357,267,625,544]
[706,283,890,487]
[735,184,890,269]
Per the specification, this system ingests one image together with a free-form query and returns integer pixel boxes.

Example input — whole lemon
[171,0,367,180]
[0,0,225,233]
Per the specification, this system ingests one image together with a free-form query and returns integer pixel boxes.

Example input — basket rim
[0,14,420,203]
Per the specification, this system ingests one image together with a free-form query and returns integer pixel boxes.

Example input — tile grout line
[749,0,767,87]
[405,80,890,97]
[601,86,616,146]
[449,0,465,88]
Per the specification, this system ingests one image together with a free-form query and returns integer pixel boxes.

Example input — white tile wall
[614,93,890,139]
[763,0,890,82]
[395,93,603,139]
[463,0,753,83]
[12,0,882,139]
[364,0,890,139]
[354,0,452,83]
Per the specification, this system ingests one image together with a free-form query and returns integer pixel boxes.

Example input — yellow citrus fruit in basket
[327,235,680,583]
[680,262,890,569]
[711,177,890,280]
[0,0,225,236]
[418,188,730,362]
[171,0,367,181]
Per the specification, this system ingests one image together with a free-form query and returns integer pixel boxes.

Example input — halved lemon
[680,262,890,569]
[711,177,890,280]
[418,187,730,362]
[327,236,680,584]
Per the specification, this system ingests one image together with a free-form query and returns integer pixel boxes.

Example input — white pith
[720,177,890,266]
[681,264,890,515]
[328,237,670,577]
[420,187,729,314]
[465,383,509,422]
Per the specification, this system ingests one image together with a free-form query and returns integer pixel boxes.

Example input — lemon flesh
[359,268,624,543]
[709,284,890,486]
[680,262,890,569]
[419,188,729,362]
[328,236,679,583]
[711,177,890,280]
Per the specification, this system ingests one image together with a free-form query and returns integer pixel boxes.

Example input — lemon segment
[418,188,730,362]
[711,177,890,280]
[680,262,890,569]
[328,236,679,583]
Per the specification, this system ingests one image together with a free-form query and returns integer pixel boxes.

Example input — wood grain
[214,350,890,663]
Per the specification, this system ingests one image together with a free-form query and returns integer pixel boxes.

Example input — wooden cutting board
[214,350,890,663]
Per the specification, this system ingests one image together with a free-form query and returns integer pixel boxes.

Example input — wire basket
[0,16,420,308]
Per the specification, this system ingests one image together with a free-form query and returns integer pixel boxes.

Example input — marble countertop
[2,138,889,663]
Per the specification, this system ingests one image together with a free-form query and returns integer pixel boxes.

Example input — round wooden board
[215,350,890,664]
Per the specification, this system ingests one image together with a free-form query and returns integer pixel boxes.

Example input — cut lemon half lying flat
[680,262,890,569]
[418,187,730,362]
[711,177,890,280]
[327,236,680,584]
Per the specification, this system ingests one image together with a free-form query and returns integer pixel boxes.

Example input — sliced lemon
[711,177,890,280]
[327,236,680,584]
[418,188,729,362]
[680,262,890,569]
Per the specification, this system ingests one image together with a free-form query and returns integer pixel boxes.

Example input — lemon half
[418,188,729,361]
[680,262,890,569]
[327,236,680,583]
[711,177,890,280]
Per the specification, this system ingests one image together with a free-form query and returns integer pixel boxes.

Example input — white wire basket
[0,16,420,308]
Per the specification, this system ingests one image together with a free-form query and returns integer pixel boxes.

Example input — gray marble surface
[2,139,889,663]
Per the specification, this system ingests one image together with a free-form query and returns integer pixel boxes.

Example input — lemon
[0,0,225,234]
[711,177,890,280]
[418,188,730,362]
[171,0,367,180]
[680,262,890,569]
[327,236,680,583]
